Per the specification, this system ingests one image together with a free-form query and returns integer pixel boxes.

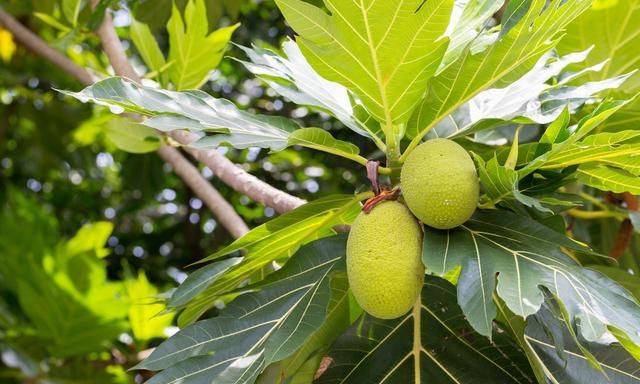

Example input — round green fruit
[400,138,479,229]
[346,201,424,319]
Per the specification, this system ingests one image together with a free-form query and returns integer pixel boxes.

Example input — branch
[0,7,94,85]
[172,132,306,213]
[89,2,306,213]
[89,0,140,82]
[89,3,305,213]
[0,6,251,238]
[157,146,249,238]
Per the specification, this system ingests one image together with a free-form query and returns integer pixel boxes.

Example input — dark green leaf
[318,275,535,383]
[423,210,640,349]
[137,236,348,383]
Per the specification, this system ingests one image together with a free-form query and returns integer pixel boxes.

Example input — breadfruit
[346,201,424,319]
[401,138,479,229]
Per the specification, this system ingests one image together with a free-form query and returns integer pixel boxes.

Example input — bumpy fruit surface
[346,201,424,319]
[401,138,479,229]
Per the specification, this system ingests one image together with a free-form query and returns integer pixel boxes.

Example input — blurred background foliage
[1,0,639,383]
[0,0,373,279]
[0,0,374,382]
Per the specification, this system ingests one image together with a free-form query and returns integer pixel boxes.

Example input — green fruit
[346,201,424,319]
[401,138,479,229]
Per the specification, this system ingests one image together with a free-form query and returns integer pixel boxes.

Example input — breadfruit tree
[54,0,640,382]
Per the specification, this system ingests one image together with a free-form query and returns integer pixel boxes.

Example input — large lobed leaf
[167,0,238,90]
[408,0,591,144]
[520,99,640,195]
[423,210,640,351]
[318,275,535,383]
[557,0,640,133]
[61,77,294,151]
[525,301,640,383]
[557,0,640,95]
[440,0,505,71]
[236,40,382,142]
[172,194,366,325]
[275,0,453,127]
[136,236,349,383]
[63,77,364,159]
[429,48,634,139]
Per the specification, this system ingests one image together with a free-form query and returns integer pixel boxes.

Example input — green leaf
[494,297,548,383]
[105,116,162,154]
[318,275,535,383]
[124,272,174,342]
[540,134,640,173]
[288,128,366,165]
[16,221,127,357]
[61,0,85,26]
[136,236,347,383]
[525,303,640,383]
[167,0,238,90]
[429,49,633,139]
[0,192,59,292]
[558,0,640,95]
[276,272,357,381]
[64,221,113,258]
[178,194,367,325]
[130,18,168,86]
[577,164,640,195]
[61,77,294,151]
[237,40,383,144]
[540,106,571,145]
[558,0,640,133]
[167,256,242,308]
[475,154,552,213]
[440,0,505,71]
[44,360,130,384]
[422,209,640,347]
[520,99,636,178]
[200,195,364,264]
[275,0,453,127]
[408,0,591,143]
[587,265,640,302]
[33,12,72,33]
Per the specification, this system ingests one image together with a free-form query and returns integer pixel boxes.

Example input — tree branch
[89,1,140,82]
[88,2,305,213]
[171,132,305,213]
[0,7,94,85]
[0,6,254,238]
[157,146,249,238]
[87,2,305,213]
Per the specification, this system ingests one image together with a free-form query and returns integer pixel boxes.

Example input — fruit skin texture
[401,138,479,229]
[346,201,424,319]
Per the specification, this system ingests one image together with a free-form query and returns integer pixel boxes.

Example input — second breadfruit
[346,201,424,319]
[401,138,479,229]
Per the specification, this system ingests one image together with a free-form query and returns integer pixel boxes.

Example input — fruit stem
[386,139,402,185]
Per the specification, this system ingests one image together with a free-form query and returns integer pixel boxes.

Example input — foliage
[3,0,640,383]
